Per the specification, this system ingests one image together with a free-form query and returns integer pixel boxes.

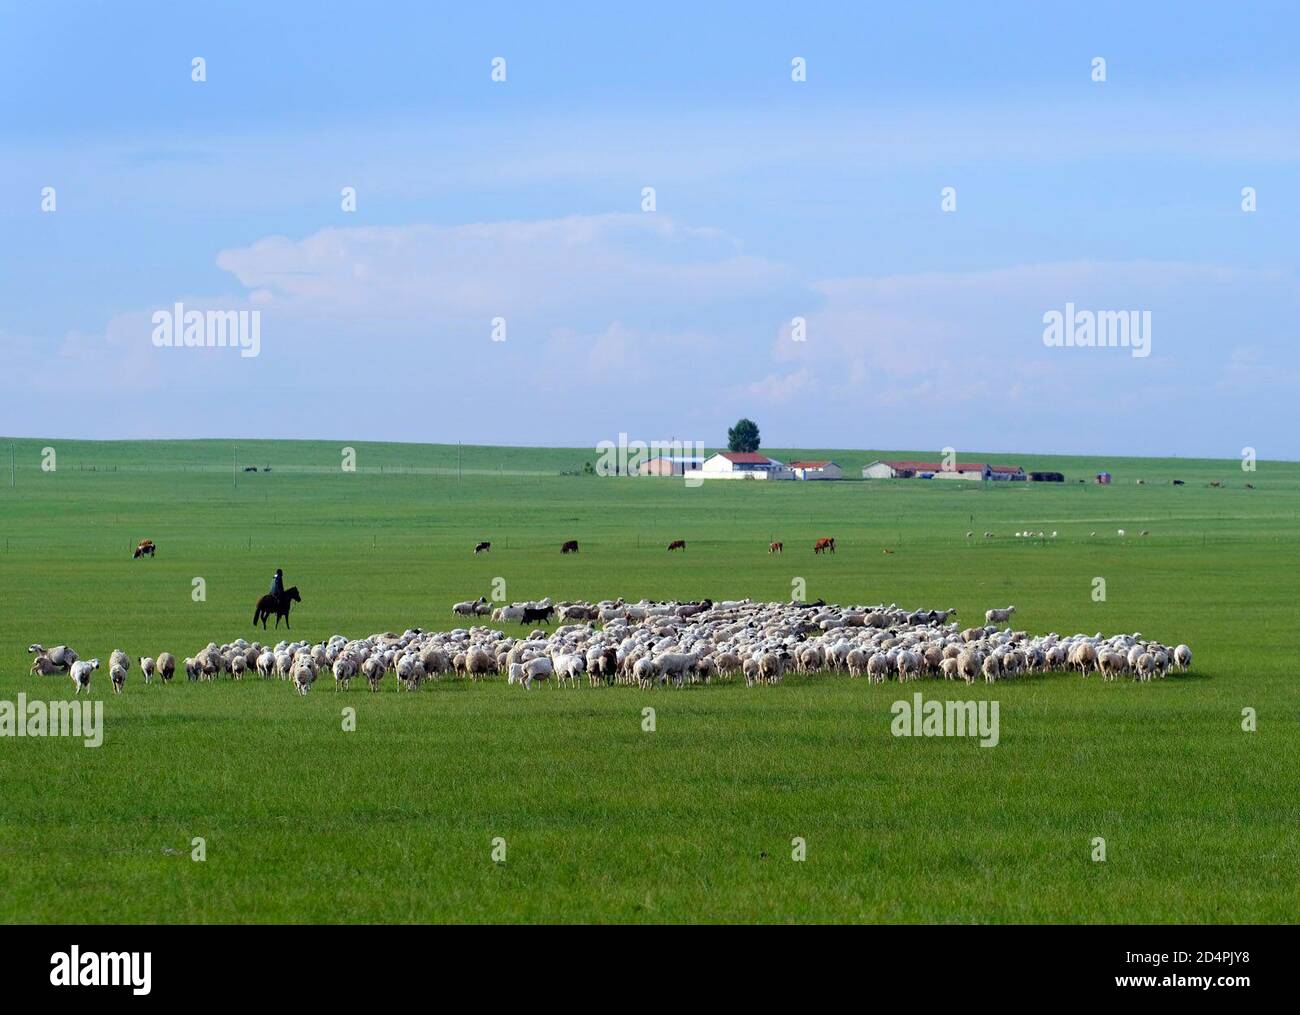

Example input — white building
[788,460,843,480]
[686,452,793,480]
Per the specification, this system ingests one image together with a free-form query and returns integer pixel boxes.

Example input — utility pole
[9,443,14,488]
[457,441,461,483]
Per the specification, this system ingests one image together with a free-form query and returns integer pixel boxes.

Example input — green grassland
[0,438,1296,923]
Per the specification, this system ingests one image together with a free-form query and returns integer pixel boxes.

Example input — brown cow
[560,540,579,554]
[813,537,836,554]
[768,541,783,554]
[133,539,156,559]
[667,540,686,551]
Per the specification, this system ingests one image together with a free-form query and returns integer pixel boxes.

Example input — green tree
[727,418,761,453]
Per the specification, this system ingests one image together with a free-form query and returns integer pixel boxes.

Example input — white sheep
[70,659,99,694]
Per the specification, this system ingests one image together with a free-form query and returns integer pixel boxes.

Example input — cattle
[560,540,579,554]
[520,605,555,626]
[667,540,686,551]
[133,539,156,559]
[474,541,491,554]
[813,537,836,554]
[882,548,895,555]
[768,541,783,554]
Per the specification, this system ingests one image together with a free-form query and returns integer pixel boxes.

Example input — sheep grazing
[70,659,99,694]
[134,598,1189,703]
[28,644,78,674]
[29,655,63,677]
[522,656,553,690]
[110,664,127,694]
[140,657,156,684]
[453,596,488,616]
[332,656,356,690]
[292,663,316,696]
[981,654,1001,683]
[157,652,176,683]
[1173,644,1192,671]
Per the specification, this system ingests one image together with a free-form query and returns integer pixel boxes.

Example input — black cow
[560,540,579,554]
[474,541,491,554]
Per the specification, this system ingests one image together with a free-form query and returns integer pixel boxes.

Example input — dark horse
[253,586,301,629]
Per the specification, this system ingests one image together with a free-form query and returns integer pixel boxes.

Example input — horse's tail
[252,601,261,625]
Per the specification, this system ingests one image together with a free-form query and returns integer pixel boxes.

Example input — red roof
[718,452,773,464]
[789,460,834,468]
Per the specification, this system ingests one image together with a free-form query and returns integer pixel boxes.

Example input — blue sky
[2,1,1297,457]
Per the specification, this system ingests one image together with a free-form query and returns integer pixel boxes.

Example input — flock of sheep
[25,598,1191,695]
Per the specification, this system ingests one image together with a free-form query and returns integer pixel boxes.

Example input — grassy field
[0,437,1296,923]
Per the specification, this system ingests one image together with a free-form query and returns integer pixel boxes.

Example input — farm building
[933,463,994,481]
[788,460,843,480]
[862,459,1023,481]
[686,452,793,480]
[639,455,705,476]
[1029,471,1065,482]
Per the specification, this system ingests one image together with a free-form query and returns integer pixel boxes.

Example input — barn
[933,463,994,481]
[689,452,792,480]
[639,456,705,476]
[863,459,1022,481]
[788,460,843,481]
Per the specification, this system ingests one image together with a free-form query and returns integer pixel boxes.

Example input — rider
[268,568,285,608]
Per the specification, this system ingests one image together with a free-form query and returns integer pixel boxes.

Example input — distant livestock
[133,539,156,559]
[560,540,579,554]
[667,540,686,551]
[985,605,1017,624]
[769,541,783,554]
[474,541,491,555]
[813,537,836,554]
